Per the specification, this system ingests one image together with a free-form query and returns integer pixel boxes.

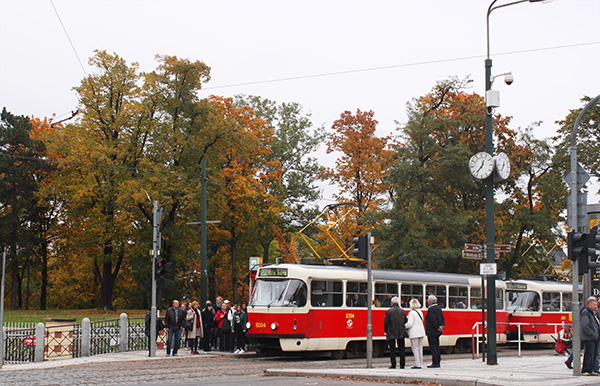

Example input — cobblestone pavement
[0,352,395,386]
[0,346,556,386]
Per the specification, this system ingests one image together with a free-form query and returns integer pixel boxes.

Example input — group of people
[384,294,445,369]
[144,296,249,356]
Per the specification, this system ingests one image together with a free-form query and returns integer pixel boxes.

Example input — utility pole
[201,159,208,305]
[0,251,6,368]
[569,94,600,376]
[150,201,161,357]
[366,232,373,369]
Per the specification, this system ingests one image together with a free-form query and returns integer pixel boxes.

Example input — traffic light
[352,235,369,260]
[567,231,585,262]
[582,227,600,274]
[155,258,172,289]
[568,230,600,274]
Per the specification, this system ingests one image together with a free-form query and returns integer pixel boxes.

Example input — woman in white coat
[405,298,426,369]
[186,301,204,354]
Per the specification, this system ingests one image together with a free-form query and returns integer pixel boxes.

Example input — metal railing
[89,319,120,356]
[472,321,563,358]
[3,322,36,364]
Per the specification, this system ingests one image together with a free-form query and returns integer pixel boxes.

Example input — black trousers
[428,334,441,366]
[388,338,405,369]
[234,327,245,350]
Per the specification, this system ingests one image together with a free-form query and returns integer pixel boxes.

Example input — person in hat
[215,300,232,351]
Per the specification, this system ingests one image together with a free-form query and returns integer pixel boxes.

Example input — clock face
[469,152,494,180]
[494,152,511,181]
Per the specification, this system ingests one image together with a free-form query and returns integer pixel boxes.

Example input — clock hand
[477,160,484,172]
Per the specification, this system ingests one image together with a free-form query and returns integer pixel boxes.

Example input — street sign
[462,250,483,259]
[564,163,590,190]
[24,336,35,347]
[464,243,482,252]
[495,245,511,252]
[249,257,262,271]
[480,263,497,276]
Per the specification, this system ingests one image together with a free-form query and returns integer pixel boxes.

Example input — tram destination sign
[258,267,288,277]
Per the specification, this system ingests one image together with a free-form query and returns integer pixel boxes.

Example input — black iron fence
[3,322,36,364]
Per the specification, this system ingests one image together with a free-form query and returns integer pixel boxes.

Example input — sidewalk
[265,355,600,386]
[0,349,254,372]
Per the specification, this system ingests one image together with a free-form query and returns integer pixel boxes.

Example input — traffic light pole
[150,200,159,357]
[366,232,373,369]
[569,94,600,376]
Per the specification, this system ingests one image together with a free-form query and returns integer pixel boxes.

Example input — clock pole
[484,56,497,366]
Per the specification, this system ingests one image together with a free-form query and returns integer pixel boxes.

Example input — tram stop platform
[265,354,599,386]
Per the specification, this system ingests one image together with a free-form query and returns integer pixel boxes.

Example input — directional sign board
[464,243,482,252]
[495,245,511,252]
[462,250,483,259]
[480,263,497,276]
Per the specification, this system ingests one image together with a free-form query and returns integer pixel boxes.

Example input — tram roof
[266,263,474,284]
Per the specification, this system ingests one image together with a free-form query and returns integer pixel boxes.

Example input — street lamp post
[485,0,544,366]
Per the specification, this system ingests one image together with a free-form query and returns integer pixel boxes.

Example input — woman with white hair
[405,298,425,369]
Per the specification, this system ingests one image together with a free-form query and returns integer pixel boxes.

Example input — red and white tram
[247,263,574,357]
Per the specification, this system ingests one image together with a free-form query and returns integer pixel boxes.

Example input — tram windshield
[250,279,307,307]
[506,290,540,312]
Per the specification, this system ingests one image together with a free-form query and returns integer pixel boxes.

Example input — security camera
[504,73,514,85]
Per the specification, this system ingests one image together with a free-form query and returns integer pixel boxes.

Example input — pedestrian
[581,296,599,375]
[215,300,232,351]
[186,301,204,354]
[144,307,164,356]
[424,294,445,368]
[405,298,425,369]
[557,323,573,369]
[201,301,216,351]
[231,303,248,354]
[383,296,407,369]
[164,299,186,356]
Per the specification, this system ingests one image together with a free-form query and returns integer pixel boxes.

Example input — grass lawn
[3,309,148,324]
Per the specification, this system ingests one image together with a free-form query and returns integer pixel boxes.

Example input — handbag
[184,319,193,331]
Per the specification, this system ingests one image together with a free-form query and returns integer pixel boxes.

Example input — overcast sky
[1,0,599,203]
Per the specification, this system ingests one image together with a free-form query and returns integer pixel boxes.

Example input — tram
[247,263,574,357]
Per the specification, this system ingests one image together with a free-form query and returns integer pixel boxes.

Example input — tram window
[562,292,573,312]
[426,285,447,308]
[311,280,343,307]
[496,288,504,310]
[375,283,398,307]
[542,292,561,312]
[401,284,423,308]
[506,290,540,312]
[449,286,468,309]
[346,282,368,307]
[470,287,483,309]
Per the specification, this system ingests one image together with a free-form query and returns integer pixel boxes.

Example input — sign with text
[480,263,497,276]
[462,250,483,259]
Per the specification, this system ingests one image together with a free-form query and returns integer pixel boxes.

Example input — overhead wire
[49,0,88,78]
[201,41,600,91]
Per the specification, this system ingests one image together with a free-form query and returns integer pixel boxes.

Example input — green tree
[234,95,325,263]
[0,108,50,309]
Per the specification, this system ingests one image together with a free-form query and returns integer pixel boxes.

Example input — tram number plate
[480,263,497,276]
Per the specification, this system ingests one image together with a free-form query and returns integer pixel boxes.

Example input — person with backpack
[557,323,573,369]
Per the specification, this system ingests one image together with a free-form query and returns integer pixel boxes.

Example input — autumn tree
[379,79,509,272]
[234,95,325,263]
[319,109,393,258]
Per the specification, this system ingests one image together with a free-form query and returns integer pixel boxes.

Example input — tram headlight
[246,322,252,330]
[271,322,279,331]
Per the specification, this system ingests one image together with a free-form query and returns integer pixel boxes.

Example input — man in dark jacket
[581,296,599,375]
[384,296,407,369]
[164,299,186,356]
[425,295,445,368]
